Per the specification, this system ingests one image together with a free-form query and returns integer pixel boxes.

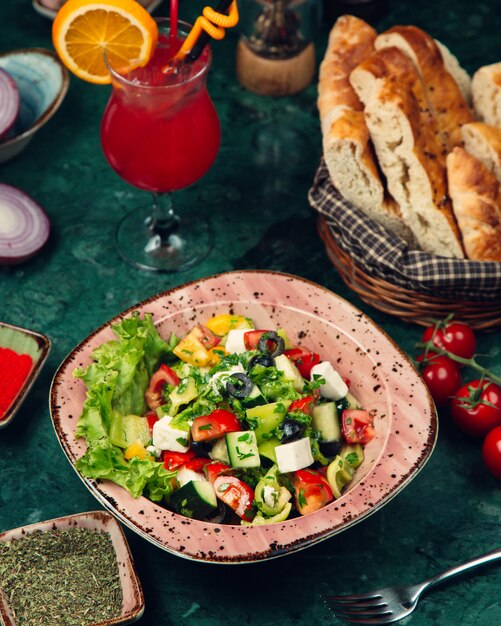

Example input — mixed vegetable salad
[74,313,375,526]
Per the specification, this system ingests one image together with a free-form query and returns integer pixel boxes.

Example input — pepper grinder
[236,0,321,96]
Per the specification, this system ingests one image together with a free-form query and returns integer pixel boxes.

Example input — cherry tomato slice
[145,410,159,431]
[450,380,501,437]
[191,409,241,442]
[213,475,255,521]
[163,450,196,471]
[482,426,501,480]
[288,395,317,416]
[293,469,334,515]
[183,457,212,472]
[416,354,462,407]
[145,364,180,410]
[422,321,476,361]
[204,461,232,482]
[243,330,271,351]
[342,409,375,444]
[284,348,321,379]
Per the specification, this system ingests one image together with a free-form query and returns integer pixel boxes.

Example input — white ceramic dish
[50,270,438,563]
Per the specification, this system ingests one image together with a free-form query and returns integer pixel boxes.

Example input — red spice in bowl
[0,322,50,428]
[0,347,33,420]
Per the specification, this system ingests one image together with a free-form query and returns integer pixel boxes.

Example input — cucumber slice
[226,430,260,468]
[346,391,361,409]
[109,414,151,449]
[242,384,266,409]
[311,402,341,443]
[170,480,217,519]
[274,354,304,392]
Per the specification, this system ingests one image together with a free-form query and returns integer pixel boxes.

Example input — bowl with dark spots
[49,270,437,563]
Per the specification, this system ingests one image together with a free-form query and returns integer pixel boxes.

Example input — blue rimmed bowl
[0,48,69,164]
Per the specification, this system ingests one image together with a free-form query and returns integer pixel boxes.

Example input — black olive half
[226,373,253,399]
[279,417,306,444]
[257,331,285,358]
[320,440,342,458]
[248,354,275,370]
[190,440,212,456]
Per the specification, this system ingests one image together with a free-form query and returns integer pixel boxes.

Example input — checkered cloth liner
[309,161,501,301]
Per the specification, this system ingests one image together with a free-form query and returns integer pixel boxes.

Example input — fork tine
[327,593,383,602]
[328,597,386,608]
[330,607,391,618]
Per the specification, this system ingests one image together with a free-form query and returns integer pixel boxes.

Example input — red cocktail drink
[101,33,220,193]
[100,19,220,272]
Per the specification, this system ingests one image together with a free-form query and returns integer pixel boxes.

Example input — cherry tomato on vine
[422,320,476,362]
[482,426,501,480]
[416,354,462,407]
[450,380,501,437]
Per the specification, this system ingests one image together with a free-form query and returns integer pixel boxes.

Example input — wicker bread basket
[317,218,501,330]
[310,163,501,331]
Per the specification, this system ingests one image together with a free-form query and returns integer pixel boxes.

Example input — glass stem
[148,192,180,242]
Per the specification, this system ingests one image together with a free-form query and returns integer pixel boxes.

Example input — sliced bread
[472,63,501,128]
[447,147,501,262]
[461,122,501,183]
[350,47,465,258]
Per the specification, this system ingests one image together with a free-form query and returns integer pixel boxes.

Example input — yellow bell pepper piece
[173,327,212,366]
[208,346,228,365]
[124,440,149,460]
[205,314,253,336]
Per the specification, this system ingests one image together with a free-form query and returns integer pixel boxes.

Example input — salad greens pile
[74,313,177,501]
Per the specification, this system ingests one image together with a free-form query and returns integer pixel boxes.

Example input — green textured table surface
[1,1,500,624]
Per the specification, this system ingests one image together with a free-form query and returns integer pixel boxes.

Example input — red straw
[170,0,178,39]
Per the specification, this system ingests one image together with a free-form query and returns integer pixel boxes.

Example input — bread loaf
[350,47,465,258]
[318,15,413,242]
[472,63,501,128]
[461,122,501,183]
[375,26,474,149]
[447,147,501,262]
[434,39,472,104]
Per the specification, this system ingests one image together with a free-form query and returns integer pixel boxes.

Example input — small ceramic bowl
[0,48,69,165]
[32,0,163,19]
[0,321,51,429]
[0,510,145,626]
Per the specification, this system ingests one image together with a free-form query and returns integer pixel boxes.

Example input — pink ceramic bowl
[50,271,437,563]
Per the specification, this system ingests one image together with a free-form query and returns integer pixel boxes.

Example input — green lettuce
[73,312,176,501]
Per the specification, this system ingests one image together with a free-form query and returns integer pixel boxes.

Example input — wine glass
[101,18,221,272]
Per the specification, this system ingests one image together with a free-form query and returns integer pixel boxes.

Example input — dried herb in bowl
[0,527,122,626]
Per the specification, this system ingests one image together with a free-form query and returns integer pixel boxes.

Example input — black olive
[320,440,342,458]
[226,373,253,399]
[279,417,306,444]
[257,331,285,357]
[248,354,275,370]
[190,440,212,456]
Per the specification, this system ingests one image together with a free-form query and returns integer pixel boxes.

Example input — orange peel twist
[173,1,239,62]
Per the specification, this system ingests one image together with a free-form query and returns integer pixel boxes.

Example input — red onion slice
[0,184,50,265]
[0,68,20,140]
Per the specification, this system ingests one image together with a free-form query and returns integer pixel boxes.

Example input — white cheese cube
[275,437,314,473]
[176,467,206,487]
[152,416,190,453]
[310,361,348,400]
[224,329,249,354]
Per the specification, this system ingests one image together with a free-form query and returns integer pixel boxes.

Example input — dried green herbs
[0,527,123,626]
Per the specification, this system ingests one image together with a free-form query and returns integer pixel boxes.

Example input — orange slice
[52,0,158,84]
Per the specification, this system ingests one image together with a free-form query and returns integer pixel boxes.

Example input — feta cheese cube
[152,416,190,453]
[275,437,314,473]
[310,361,348,400]
[224,329,248,354]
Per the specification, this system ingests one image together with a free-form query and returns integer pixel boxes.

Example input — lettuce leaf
[73,312,175,500]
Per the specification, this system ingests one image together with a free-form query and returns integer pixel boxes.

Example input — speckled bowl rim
[0,510,144,626]
[0,48,69,148]
[49,270,438,563]
[0,322,51,429]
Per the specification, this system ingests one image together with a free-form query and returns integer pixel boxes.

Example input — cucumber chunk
[170,480,217,519]
[226,430,260,468]
[311,402,341,443]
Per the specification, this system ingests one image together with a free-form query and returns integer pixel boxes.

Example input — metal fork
[326,547,501,624]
